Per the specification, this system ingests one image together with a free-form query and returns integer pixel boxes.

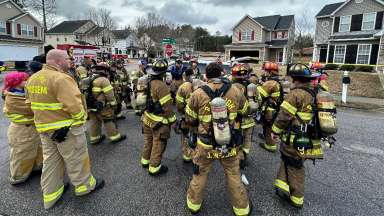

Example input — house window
[241,30,252,41]
[64,38,67,42]
[362,12,376,30]
[0,20,5,33]
[27,25,33,36]
[334,45,346,63]
[339,16,351,32]
[115,48,118,54]
[21,24,28,35]
[357,44,371,64]
[56,37,59,42]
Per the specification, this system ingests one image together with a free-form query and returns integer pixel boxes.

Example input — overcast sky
[54,0,342,34]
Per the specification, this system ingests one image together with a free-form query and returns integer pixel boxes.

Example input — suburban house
[0,0,44,61]
[313,0,384,67]
[45,20,114,54]
[224,14,295,64]
[111,29,143,58]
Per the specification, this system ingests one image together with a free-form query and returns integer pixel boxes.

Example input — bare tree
[85,8,117,47]
[295,11,315,60]
[24,0,57,32]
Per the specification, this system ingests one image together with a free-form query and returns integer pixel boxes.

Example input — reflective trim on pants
[290,195,304,206]
[75,175,96,196]
[141,157,149,165]
[187,196,201,212]
[149,164,161,174]
[233,204,250,216]
[109,133,121,141]
[43,185,64,208]
[274,179,290,193]
[263,143,277,151]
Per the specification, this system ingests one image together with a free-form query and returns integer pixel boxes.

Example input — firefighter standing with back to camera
[26,49,104,209]
[271,63,338,208]
[231,64,258,169]
[257,62,283,152]
[169,59,187,99]
[87,64,126,145]
[185,62,251,216]
[140,59,177,175]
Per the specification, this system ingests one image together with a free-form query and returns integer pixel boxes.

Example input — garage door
[230,50,260,59]
[0,45,38,61]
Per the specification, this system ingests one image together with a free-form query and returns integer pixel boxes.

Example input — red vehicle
[57,44,100,65]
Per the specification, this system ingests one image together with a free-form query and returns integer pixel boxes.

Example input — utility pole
[42,0,47,40]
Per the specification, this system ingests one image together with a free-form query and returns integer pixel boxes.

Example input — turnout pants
[89,108,122,143]
[263,124,277,151]
[7,123,43,184]
[181,134,192,161]
[40,125,96,209]
[274,142,305,207]
[141,124,170,174]
[239,127,253,160]
[187,146,250,215]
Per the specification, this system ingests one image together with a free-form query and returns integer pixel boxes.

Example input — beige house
[224,14,295,65]
[0,0,44,61]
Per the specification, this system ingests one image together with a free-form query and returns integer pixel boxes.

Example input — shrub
[356,65,374,72]
[339,64,356,71]
[324,64,339,70]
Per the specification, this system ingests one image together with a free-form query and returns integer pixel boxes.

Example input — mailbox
[342,71,351,84]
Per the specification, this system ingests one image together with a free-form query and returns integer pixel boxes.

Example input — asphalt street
[0,102,383,215]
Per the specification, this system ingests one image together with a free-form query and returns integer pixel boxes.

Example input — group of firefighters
[2,48,338,215]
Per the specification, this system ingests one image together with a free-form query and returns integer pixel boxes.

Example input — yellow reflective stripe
[80,74,87,79]
[92,87,102,92]
[266,107,275,111]
[176,94,185,104]
[187,196,201,212]
[109,133,121,141]
[109,100,117,106]
[183,154,191,161]
[197,138,213,149]
[6,114,34,123]
[167,114,177,123]
[263,143,277,151]
[272,124,283,134]
[290,195,304,205]
[145,111,164,122]
[31,102,63,110]
[281,101,297,116]
[159,94,172,105]
[271,91,280,98]
[75,175,96,194]
[241,121,255,129]
[102,85,113,93]
[257,86,269,98]
[90,135,101,141]
[229,112,237,121]
[198,114,212,123]
[35,119,85,132]
[149,164,161,174]
[186,105,197,119]
[141,157,149,165]
[43,185,64,203]
[242,147,250,154]
[233,205,250,216]
[297,112,313,121]
[239,100,249,115]
[274,179,290,193]
[71,110,85,120]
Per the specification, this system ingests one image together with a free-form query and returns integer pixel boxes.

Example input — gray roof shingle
[316,2,344,17]
[112,30,132,39]
[47,20,91,34]
[253,15,294,30]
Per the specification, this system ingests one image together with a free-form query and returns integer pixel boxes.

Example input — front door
[277,51,284,63]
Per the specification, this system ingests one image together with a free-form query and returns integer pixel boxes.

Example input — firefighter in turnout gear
[169,59,187,100]
[116,59,132,109]
[3,72,43,185]
[185,63,251,216]
[141,59,176,175]
[88,64,127,144]
[175,68,195,163]
[109,63,125,120]
[231,64,258,169]
[76,57,93,82]
[257,62,283,152]
[271,63,324,208]
[26,49,104,209]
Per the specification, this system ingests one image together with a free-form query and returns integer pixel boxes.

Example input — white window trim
[242,30,252,41]
[339,15,352,33]
[362,12,377,31]
[333,44,347,64]
[0,20,6,33]
[356,44,372,65]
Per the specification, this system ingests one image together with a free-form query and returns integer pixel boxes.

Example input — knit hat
[3,72,29,91]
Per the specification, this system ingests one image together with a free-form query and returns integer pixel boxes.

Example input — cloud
[120,0,156,11]
[158,1,218,25]
[55,0,92,18]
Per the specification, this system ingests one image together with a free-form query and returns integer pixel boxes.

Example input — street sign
[162,38,176,45]
[165,44,173,57]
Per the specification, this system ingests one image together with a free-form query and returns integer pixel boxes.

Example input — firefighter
[169,59,187,100]
[185,62,251,216]
[257,62,283,153]
[271,63,324,208]
[189,58,201,80]
[88,64,127,144]
[3,71,43,185]
[76,57,93,81]
[231,64,258,169]
[140,59,176,176]
[175,68,195,163]
[116,59,132,109]
[26,49,104,209]
[310,62,329,91]
[109,62,125,120]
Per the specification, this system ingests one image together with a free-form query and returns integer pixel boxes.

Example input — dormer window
[339,16,351,32]
[362,12,376,30]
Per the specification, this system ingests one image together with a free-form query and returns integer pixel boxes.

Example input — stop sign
[165,44,173,56]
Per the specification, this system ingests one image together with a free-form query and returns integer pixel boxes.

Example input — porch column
[282,47,287,65]
[312,44,317,62]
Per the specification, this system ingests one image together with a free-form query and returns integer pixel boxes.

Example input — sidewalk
[334,94,384,110]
